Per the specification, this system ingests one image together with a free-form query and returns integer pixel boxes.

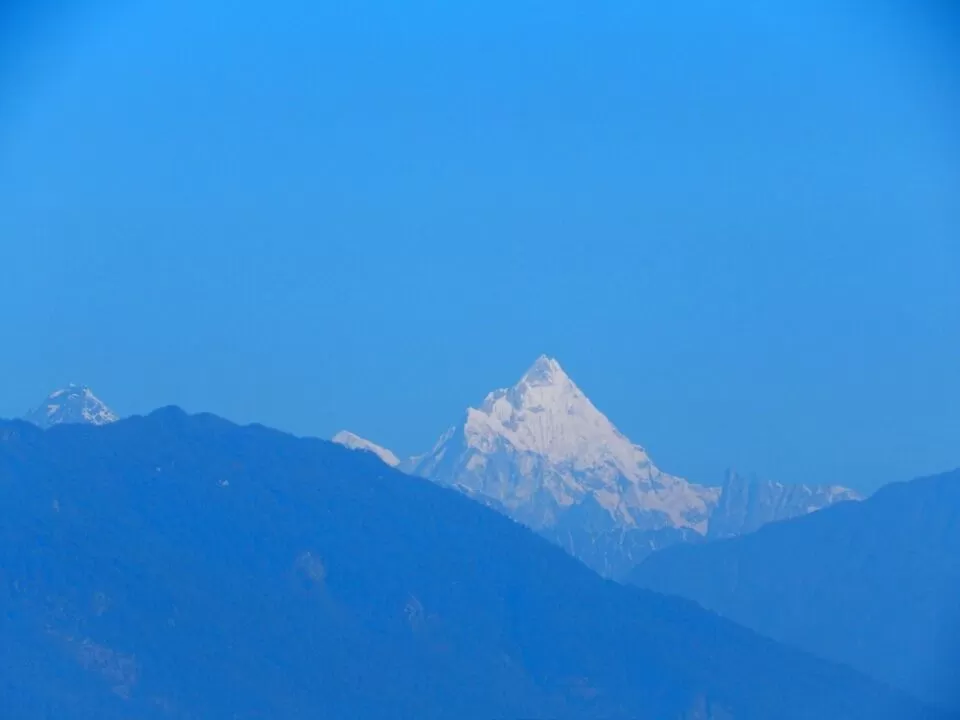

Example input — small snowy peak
[332,430,401,467]
[23,384,119,429]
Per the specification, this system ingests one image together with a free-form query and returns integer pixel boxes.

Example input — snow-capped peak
[468,355,650,474]
[23,384,119,429]
[332,430,401,467]
[410,356,718,534]
[519,354,567,386]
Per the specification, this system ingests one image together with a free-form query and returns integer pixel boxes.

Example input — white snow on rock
[23,385,119,429]
[332,430,401,467]
[409,355,719,534]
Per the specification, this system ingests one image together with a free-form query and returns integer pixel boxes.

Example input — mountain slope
[630,469,960,710]
[23,384,118,428]
[0,411,944,719]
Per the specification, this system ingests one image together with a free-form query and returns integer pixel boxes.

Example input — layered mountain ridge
[335,356,860,578]
[23,365,860,579]
[0,410,945,719]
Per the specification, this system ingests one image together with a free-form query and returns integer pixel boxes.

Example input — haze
[1,0,958,492]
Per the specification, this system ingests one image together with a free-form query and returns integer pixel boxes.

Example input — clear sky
[0,0,958,492]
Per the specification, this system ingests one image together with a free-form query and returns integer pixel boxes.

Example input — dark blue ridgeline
[0,408,950,719]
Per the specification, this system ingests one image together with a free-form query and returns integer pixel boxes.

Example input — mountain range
[22,361,860,580]
[0,410,946,719]
[630,468,960,711]
[332,356,861,578]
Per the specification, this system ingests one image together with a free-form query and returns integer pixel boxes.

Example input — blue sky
[0,0,957,491]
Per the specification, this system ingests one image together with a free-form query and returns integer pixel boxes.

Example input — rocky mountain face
[336,357,861,579]
[630,469,960,711]
[0,411,945,720]
[22,384,118,429]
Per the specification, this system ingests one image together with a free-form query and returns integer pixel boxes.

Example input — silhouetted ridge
[0,412,950,719]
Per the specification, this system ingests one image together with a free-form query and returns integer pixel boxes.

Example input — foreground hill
[0,409,945,719]
[631,469,960,710]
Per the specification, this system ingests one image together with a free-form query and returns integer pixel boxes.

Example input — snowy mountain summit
[23,384,119,429]
[345,354,861,578]
[407,356,719,576]
[332,430,401,467]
